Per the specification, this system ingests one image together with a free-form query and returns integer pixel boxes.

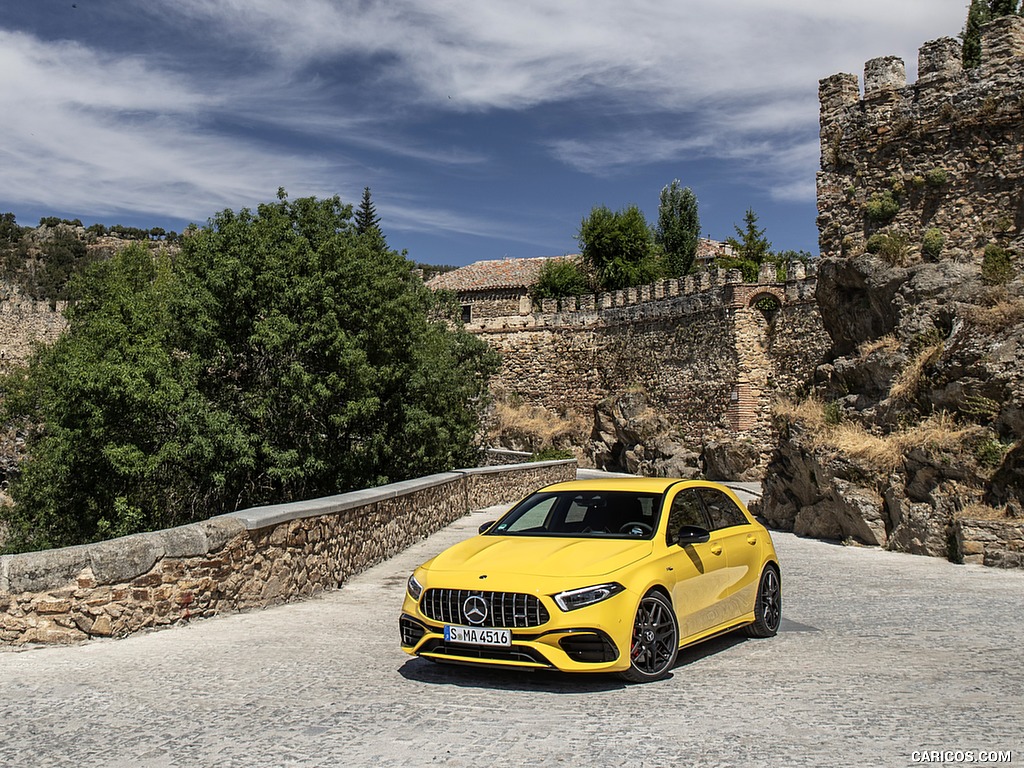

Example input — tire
[745,565,782,638]
[618,591,679,683]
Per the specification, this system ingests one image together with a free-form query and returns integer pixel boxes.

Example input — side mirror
[478,521,497,534]
[675,525,711,546]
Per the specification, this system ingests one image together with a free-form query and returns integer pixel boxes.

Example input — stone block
[34,599,72,614]
[152,524,210,559]
[90,535,162,586]
[960,540,985,556]
[198,517,247,551]
[5,546,92,594]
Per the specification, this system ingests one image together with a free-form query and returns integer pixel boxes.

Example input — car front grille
[421,589,550,628]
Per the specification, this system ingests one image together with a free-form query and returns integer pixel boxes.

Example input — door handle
[747,534,757,545]
[710,543,723,556]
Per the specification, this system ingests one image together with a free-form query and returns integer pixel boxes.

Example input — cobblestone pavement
[2,502,1022,768]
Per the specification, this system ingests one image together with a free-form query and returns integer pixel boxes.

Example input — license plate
[444,625,511,647]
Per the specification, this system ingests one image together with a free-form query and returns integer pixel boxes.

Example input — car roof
[540,477,713,494]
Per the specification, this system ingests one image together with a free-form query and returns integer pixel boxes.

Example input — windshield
[487,490,664,539]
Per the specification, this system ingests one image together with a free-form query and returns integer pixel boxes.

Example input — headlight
[407,573,424,601]
[553,582,625,611]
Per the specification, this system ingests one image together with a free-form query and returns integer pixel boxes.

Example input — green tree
[963,0,991,68]
[1,244,202,550]
[531,258,590,301]
[577,205,658,291]
[989,0,1020,15]
[655,181,700,277]
[354,186,383,241]
[30,228,96,302]
[720,209,772,281]
[2,193,499,552]
[0,212,22,245]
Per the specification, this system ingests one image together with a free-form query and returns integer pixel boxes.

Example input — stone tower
[816,16,1024,262]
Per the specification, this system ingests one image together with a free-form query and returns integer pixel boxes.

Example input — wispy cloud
[0,0,970,253]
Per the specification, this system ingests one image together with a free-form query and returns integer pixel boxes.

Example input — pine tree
[962,0,991,68]
[354,186,382,239]
[988,0,1019,16]
[720,209,772,282]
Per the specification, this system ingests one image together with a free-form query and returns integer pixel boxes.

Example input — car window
[698,488,748,530]
[499,495,557,533]
[489,491,663,539]
[665,489,707,545]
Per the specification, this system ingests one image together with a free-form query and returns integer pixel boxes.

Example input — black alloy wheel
[619,591,678,683]
[745,566,782,638]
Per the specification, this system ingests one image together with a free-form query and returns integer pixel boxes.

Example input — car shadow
[398,630,750,692]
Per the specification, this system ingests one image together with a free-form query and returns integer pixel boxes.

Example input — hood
[425,534,652,579]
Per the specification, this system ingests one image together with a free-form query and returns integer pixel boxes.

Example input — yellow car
[399,478,781,682]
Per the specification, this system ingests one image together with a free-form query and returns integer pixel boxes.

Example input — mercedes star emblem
[462,595,488,625]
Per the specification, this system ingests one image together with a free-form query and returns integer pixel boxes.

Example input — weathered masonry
[461,262,829,448]
[0,296,67,371]
[817,16,1024,262]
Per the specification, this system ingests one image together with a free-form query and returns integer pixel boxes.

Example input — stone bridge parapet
[0,460,575,645]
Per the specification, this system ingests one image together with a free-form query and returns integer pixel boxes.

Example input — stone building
[426,255,577,322]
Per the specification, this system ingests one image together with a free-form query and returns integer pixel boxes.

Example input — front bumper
[399,591,632,673]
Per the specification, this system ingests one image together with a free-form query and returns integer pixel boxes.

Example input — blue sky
[1,1,970,267]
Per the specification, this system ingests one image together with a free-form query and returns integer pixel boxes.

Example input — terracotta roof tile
[426,255,578,292]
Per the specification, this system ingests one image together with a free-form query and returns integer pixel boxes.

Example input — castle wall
[817,16,1024,261]
[469,265,828,450]
[0,296,68,370]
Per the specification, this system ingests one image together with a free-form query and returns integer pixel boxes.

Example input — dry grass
[827,421,903,470]
[487,395,590,452]
[889,341,944,402]
[957,502,1010,521]
[855,334,900,361]
[896,411,984,455]
[962,296,1024,332]
[772,396,828,430]
[776,398,985,473]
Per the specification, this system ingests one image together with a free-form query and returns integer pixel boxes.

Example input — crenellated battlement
[464,261,819,333]
[817,16,1024,261]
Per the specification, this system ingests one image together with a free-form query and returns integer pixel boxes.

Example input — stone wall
[0,295,68,370]
[955,517,1024,568]
[0,460,575,645]
[463,289,529,320]
[471,264,828,452]
[817,17,1024,262]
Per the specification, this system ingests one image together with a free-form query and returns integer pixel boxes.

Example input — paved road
[2,502,1023,768]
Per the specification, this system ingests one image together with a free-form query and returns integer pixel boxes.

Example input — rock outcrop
[757,20,1024,567]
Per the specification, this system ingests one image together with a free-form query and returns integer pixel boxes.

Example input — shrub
[981,244,1014,285]
[924,168,949,186]
[865,231,910,266]
[864,191,900,224]
[823,400,844,426]
[531,258,590,301]
[972,436,1009,469]
[922,228,945,260]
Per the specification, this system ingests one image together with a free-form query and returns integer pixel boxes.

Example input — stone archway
[727,287,787,434]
